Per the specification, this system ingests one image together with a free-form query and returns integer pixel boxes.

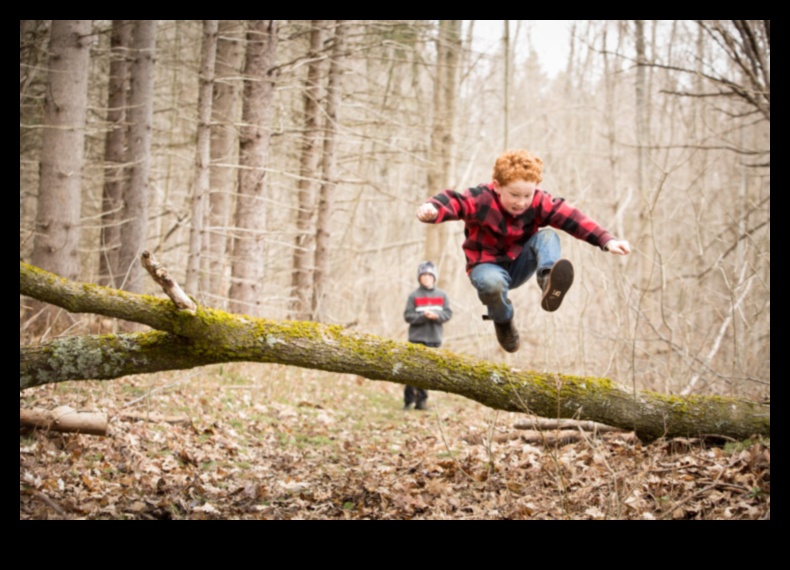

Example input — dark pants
[404,341,440,408]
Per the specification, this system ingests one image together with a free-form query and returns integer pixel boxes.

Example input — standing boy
[416,149,630,353]
[403,261,453,410]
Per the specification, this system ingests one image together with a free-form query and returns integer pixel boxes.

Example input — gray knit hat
[417,261,438,283]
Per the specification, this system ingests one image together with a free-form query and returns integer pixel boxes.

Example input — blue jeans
[469,228,561,323]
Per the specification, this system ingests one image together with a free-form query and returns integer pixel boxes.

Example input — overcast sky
[469,20,572,78]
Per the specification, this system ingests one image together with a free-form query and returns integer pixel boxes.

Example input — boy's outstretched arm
[603,239,631,255]
[416,203,438,222]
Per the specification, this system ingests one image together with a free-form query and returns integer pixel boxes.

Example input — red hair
[492,149,543,185]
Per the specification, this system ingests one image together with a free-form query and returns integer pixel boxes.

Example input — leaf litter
[20,364,769,520]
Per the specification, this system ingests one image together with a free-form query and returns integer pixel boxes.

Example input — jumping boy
[403,261,453,410]
[416,149,630,353]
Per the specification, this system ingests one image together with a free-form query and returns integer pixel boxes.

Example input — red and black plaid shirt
[428,183,614,272]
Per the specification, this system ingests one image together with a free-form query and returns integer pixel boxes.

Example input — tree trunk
[312,20,347,322]
[99,21,132,288]
[228,20,279,317]
[424,20,461,270]
[118,20,157,296]
[20,260,770,444]
[28,20,92,333]
[290,21,326,320]
[634,20,653,289]
[185,20,219,293]
[502,20,510,150]
[206,21,246,306]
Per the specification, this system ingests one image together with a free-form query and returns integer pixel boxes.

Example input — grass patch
[293,434,333,448]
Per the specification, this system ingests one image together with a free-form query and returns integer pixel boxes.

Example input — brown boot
[494,319,520,352]
[540,259,574,312]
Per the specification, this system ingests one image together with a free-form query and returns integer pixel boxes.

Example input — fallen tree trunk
[19,259,770,443]
[20,406,108,436]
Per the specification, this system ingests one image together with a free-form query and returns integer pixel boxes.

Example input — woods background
[20,20,770,400]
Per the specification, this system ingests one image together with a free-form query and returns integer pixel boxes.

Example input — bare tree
[645,20,769,165]
[205,21,246,306]
[99,21,132,288]
[502,20,510,150]
[634,20,654,288]
[634,20,649,202]
[20,21,47,108]
[424,20,461,267]
[690,21,770,125]
[185,20,218,293]
[228,21,279,317]
[289,21,326,320]
[20,21,50,262]
[312,20,348,322]
[28,20,92,333]
[118,20,157,296]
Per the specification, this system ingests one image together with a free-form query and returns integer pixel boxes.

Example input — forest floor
[20,363,770,520]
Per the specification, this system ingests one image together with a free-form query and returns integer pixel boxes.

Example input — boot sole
[541,259,574,312]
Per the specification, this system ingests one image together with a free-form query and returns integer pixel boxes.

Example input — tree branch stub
[141,250,196,312]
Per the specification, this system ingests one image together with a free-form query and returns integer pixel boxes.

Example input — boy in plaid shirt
[416,149,630,352]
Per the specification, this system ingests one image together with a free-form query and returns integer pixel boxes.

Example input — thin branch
[680,274,754,395]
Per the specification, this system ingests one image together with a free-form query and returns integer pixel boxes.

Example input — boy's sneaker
[540,259,574,312]
[494,319,520,353]
[415,401,428,411]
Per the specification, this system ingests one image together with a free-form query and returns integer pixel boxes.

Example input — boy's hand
[604,239,631,255]
[424,311,439,320]
[417,203,438,222]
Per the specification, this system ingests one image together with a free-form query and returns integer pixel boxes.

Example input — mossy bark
[20,261,770,443]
